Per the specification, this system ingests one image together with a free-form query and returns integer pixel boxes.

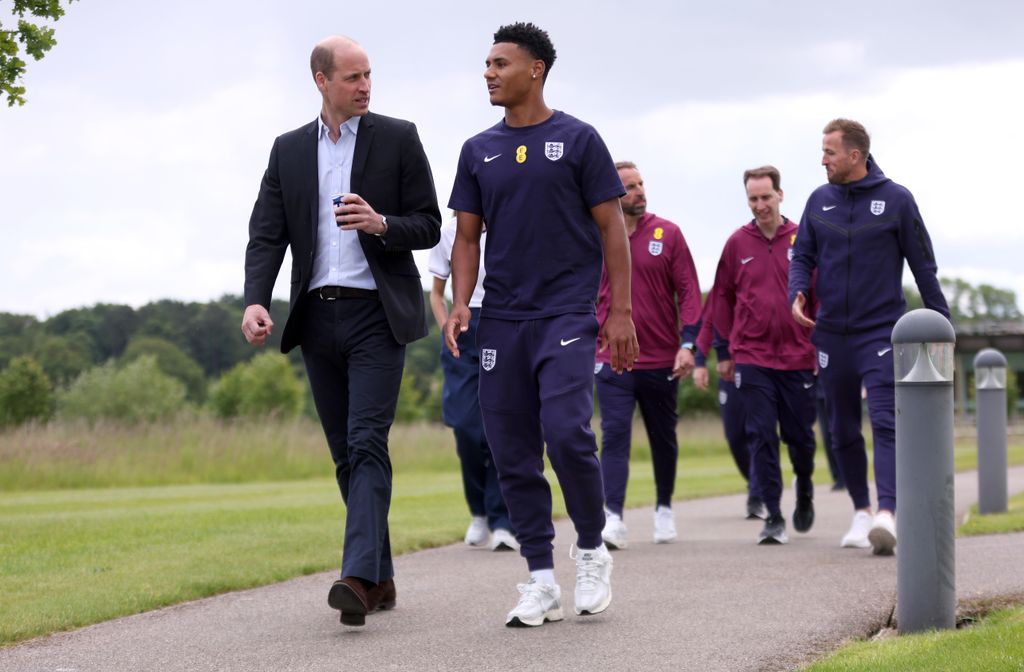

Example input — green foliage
[1009,367,1020,417]
[941,276,1023,323]
[400,301,444,422]
[678,358,721,415]
[29,333,92,385]
[1,0,75,106]
[0,355,53,426]
[0,312,39,368]
[208,364,244,418]
[47,303,139,362]
[903,285,924,311]
[208,352,303,419]
[122,336,207,402]
[58,356,186,424]
[394,371,426,423]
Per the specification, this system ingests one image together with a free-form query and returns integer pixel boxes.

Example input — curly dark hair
[493,22,556,81]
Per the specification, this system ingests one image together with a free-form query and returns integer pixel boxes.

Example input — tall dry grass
[0,413,731,491]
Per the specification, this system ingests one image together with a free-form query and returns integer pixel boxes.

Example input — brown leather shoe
[367,578,396,612]
[327,577,369,626]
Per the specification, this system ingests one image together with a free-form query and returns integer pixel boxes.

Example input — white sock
[530,569,556,586]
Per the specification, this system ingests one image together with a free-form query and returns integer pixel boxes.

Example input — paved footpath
[3,467,1023,672]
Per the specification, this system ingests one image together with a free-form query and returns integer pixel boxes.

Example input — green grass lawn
[802,607,1024,671]
[960,491,1024,536]
[0,417,748,646]
[0,474,475,645]
[2,416,1023,653]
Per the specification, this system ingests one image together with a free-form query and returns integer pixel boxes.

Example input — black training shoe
[793,494,815,533]
[757,513,789,545]
[746,495,766,520]
[793,478,815,533]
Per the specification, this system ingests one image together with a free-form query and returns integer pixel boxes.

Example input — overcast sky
[3,0,1023,319]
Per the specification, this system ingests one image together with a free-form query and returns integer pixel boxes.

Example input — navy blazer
[244,112,442,350]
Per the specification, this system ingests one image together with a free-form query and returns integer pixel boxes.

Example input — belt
[315,286,380,301]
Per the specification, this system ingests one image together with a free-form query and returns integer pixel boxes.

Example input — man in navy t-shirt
[446,22,638,628]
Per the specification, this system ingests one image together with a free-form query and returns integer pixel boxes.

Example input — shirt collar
[318,114,361,140]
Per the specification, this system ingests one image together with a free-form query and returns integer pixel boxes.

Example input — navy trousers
[595,366,679,517]
[476,313,605,571]
[441,308,511,531]
[813,327,896,512]
[717,377,753,489]
[816,391,845,488]
[301,296,404,584]
[734,365,817,517]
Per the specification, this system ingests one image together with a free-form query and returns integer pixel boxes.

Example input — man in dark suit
[241,35,441,627]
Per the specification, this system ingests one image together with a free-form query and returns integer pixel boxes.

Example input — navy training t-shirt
[448,111,625,320]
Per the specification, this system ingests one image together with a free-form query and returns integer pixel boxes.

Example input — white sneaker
[505,580,564,627]
[840,510,873,548]
[868,511,897,556]
[601,510,628,550]
[653,506,677,543]
[571,545,613,615]
[490,528,520,552]
[464,516,489,547]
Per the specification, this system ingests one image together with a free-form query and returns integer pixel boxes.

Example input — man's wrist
[375,215,388,237]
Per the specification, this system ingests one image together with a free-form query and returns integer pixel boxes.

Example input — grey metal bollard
[974,348,1008,514]
[892,309,956,633]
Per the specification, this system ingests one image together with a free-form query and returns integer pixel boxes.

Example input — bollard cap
[892,310,955,384]
[973,348,1007,369]
[975,348,1008,390]
[891,309,956,345]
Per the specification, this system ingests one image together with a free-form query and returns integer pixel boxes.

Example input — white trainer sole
[868,527,896,556]
[506,607,564,627]
[574,590,611,616]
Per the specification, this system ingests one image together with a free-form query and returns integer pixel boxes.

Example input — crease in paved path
[3,468,1023,672]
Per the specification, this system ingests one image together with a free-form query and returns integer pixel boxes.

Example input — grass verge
[802,605,1024,671]
[0,439,746,646]
[960,491,1024,536]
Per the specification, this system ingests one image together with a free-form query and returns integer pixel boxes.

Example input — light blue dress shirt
[309,114,376,291]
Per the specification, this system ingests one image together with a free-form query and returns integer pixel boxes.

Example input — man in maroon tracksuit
[707,165,817,544]
[595,161,702,548]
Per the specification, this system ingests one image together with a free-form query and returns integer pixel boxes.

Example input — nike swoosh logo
[877,347,892,357]
[822,205,837,211]
[803,382,814,389]
[560,337,581,346]
[484,154,502,163]
[740,257,754,265]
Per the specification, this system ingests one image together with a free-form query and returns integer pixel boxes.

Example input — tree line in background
[1,278,1021,428]
[0,294,444,428]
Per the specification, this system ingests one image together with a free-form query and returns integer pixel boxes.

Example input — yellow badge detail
[515,145,528,164]
[790,234,796,245]
[654,227,664,240]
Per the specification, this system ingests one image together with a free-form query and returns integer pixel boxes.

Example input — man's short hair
[310,44,335,80]
[823,118,871,156]
[615,161,637,171]
[493,22,557,81]
[743,165,782,191]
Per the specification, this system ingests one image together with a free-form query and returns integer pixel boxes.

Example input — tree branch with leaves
[1,0,77,107]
